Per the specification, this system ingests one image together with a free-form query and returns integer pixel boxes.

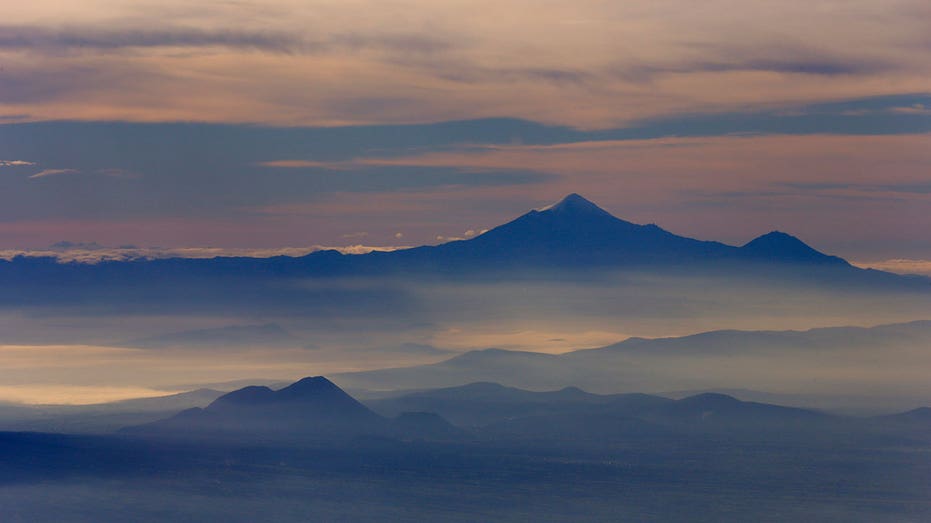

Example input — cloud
[0,243,413,264]
[28,168,78,179]
[0,160,35,167]
[891,103,931,115]
[26,167,138,180]
[0,384,182,405]
[0,116,929,258]
[616,45,893,81]
[850,259,931,277]
[0,25,455,56]
[2,1,930,127]
[783,181,931,195]
[259,160,340,169]
[0,25,305,53]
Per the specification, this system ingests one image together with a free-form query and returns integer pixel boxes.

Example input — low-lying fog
[1,270,929,406]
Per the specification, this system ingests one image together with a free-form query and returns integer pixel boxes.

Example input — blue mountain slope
[381,193,736,270]
[737,231,849,265]
[123,376,463,442]
[0,194,922,289]
[336,320,931,394]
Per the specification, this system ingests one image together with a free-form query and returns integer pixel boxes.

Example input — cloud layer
[2,0,930,126]
[1,2,929,260]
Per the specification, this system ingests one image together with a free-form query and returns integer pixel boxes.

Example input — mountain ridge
[123,376,462,442]
[334,320,931,405]
[0,194,924,293]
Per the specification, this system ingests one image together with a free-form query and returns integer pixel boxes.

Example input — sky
[0,0,930,265]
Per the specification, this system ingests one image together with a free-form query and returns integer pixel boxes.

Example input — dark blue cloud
[784,182,931,195]
[591,93,931,140]
[0,25,456,55]
[0,93,928,221]
[0,26,304,52]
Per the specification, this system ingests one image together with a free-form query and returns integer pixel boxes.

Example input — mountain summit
[537,193,615,219]
[739,231,848,266]
[1,193,882,285]
[406,193,735,268]
[124,376,384,440]
[123,376,463,442]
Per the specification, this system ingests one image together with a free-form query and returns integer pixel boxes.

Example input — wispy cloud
[2,1,929,127]
[616,43,894,82]
[851,259,931,276]
[259,160,347,169]
[0,244,410,264]
[27,167,138,180]
[783,181,931,195]
[0,25,454,56]
[0,25,305,53]
[28,168,78,179]
[0,159,35,167]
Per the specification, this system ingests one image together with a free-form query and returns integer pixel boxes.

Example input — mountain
[481,390,834,441]
[0,194,910,287]
[125,376,847,446]
[365,383,842,446]
[381,193,736,270]
[365,381,671,426]
[123,376,463,442]
[335,321,931,408]
[737,231,848,265]
[337,349,574,392]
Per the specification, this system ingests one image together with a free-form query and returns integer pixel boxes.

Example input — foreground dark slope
[4,427,930,523]
[3,378,931,522]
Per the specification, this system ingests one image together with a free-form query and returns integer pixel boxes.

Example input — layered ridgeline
[115,376,931,448]
[123,376,462,442]
[335,320,931,411]
[0,194,912,284]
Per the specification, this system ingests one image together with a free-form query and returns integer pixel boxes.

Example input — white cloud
[0,160,35,167]
[0,244,411,264]
[28,168,78,179]
[851,259,931,277]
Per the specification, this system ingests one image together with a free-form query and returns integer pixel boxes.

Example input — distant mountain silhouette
[366,381,671,426]
[1,193,916,293]
[124,376,853,446]
[385,193,735,269]
[124,376,463,442]
[878,407,931,428]
[737,231,848,265]
[336,320,931,397]
[652,392,827,425]
[366,381,830,432]
[456,386,839,446]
